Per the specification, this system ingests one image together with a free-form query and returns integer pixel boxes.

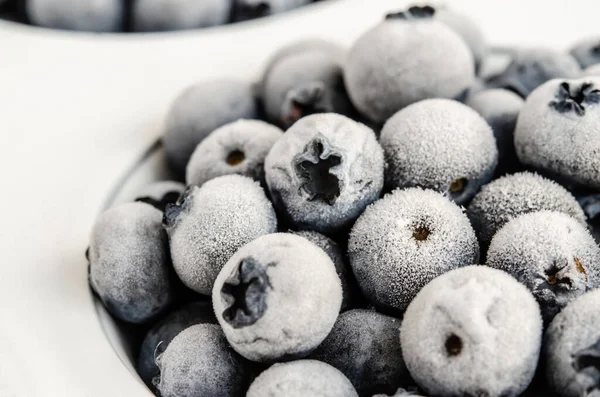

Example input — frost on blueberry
[545,289,600,397]
[570,36,600,69]
[515,77,600,190]
[348,188,479,313]
[265,113,384,233]
[212,233,342,362]
[385,5,436,20]
[401,266,542,397]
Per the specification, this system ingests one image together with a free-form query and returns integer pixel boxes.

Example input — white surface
[1,0,599,396]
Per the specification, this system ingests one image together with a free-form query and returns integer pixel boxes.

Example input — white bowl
[1,0,599,395]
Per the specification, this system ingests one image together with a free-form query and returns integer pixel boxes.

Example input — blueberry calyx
[549,82,600,116]
[221,257,272,328]
[280,82,332,128]
[572,338,600,394]
[294,138,342,205]
[445,334,462,356]
[412,226,430,242]
[386,5,436,20]
[226,150,246,166]
[137,191,182,212]
[162,187,192,227]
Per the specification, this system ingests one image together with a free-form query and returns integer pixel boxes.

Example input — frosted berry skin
[466,88,524,176]
[163,175,277,295]
[544,289,600,397]
[137,301,217,389]
[156,324,247,397]
[514,78,600,190]
[310,309,411,396]
[486,48,580,98]
[486,211,600,324]
[26,0,123,32]
[134,180,185,212]
[401,266,543,397]
[163,80,258,175]
[570,37,600,69]
[212,233,342,362]
[467,172,586,246]
[344,6,474,123]
[246,360,358,397]
[262,44,354,129]
[232,0,312,22]
[88,202,173,324]
[132,0,231,32]
[186,119,283,187]
[348,188,479,314]
[380,99,498,205]
[265,113,384,234]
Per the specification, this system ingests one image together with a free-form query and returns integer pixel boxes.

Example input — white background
[0,0,599,395]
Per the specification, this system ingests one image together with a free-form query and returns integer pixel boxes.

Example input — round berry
[132,0,231,31]
[26,0,123,32]
[436,6,486,72]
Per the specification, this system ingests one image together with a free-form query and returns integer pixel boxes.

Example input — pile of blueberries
[87,4,600,397]
[0,0,323,32]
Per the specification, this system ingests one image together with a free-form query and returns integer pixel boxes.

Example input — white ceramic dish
[1,0,600,396]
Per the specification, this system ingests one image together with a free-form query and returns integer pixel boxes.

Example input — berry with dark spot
[265,113,384,233]
[212,233,342,362]
[570,36,600,69]
[401,266,542,397]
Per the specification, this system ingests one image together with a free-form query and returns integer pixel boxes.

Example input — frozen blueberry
[544,289,600,397]
[265,113,384,233]
[132,0,231,31]
[344,6,474,123]
[570,37,600,69]
[246,360,358,397]
[134,180,185,212]
[137,301,216,388]
[514,77,600,190]
[26,0,123,32]
[467,172,586,246]
[262,44,354,128]
[232,0,312,21]
[88,202,173,323]
[348,188,479,314]
[585,64,600,77]
[186,119,283,187]
[163,80,258,174]
[466,88,525,176]
[164,175,277,295]
[310,309,411,396]
[372,389,426,397]
[156,324,246,397]
[380,99,497,205]
[291,230,353,310]
[486,48,580,98]
[212,233,342,362]
[486,211,600,323]
[435,6,486,73]
[401,266,543,397]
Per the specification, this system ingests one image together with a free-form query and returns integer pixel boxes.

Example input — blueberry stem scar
[295,140,342,205]
[227,150,245,166]
[413,226,430,241]
[549,82,600,116]
[445,334,463,356]
[385,5,436,20]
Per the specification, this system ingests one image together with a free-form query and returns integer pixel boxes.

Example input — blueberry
[246,360,358,397]
[585,64,600,77]
[156,324,247,397]
[486,48,580,98]
[401,266,543,397]
[261,43,354,128]
[380,99,498,205]
[348,188,479,314]
[132,0,231,31]
[186,119,283,187]
[163,80,258,175]
[88,202,173,323]
[291,230,353,310]
[544,289,600,397]
[486,211,600,324]
[134,180,185,212]
[232,0,312,22]
[467,172,586,246]
[164,175,277,295]
[514,78,600,190]
[26,0,123,31]
[309,309,411,396]
[466,88,525,176]
[344,6,474,123]
[265,113,384,233]
[570,37,600,69]
[137,301,216,389]
[212,233,342,362]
